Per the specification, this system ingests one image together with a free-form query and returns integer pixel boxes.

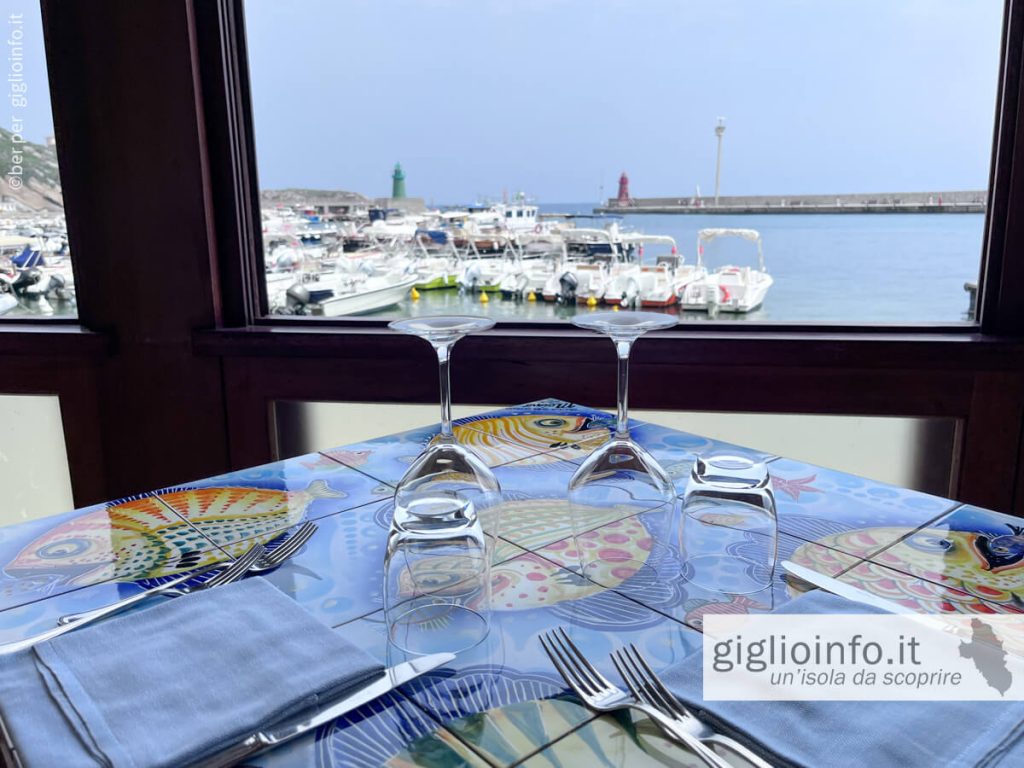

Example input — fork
[540,628,731,768]
[0,543,266,656]
[59,522,318,624]
[613,643,775,768]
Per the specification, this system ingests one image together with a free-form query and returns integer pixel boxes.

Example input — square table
[0,399,1020,767]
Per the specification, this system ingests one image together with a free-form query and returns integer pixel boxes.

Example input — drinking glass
[681,453,778,595]
[568,311,679,584]
[384,315,500,653]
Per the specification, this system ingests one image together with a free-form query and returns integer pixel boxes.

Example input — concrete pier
[595,190,986,215]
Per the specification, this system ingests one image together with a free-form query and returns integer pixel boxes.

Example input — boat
[680,228,773,314]
[498,236,565,298]
[457,233,518,292]
[275,268,418,316]
[410,230,459,290]
[543,224,639,304]
[605,234,688,308]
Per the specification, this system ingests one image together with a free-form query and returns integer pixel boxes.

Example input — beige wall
[275,401,957,495]
[0,395,74,526]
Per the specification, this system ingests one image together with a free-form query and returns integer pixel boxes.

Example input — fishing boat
[679,228,773,314]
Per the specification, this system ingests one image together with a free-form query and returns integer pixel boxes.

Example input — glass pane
[0,394,74,524]
[245,1,999,324]
[1,2,75,318]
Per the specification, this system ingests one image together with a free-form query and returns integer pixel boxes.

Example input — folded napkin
[664,590,1024,768]
[0,577,381,768]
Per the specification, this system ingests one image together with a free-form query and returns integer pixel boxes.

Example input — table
[1,399,1021,767]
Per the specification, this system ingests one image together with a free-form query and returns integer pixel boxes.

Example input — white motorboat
[274,267,417,316]
[315,271,419,316]
[680,228,773,314]
[606,234,689,308]
[544,225,639,305]
[457,234,518,292]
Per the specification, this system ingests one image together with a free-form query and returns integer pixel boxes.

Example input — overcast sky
[18,1,1005,203]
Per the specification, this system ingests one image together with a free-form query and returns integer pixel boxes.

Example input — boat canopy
[696,228,765,271]
[697,228,761,243]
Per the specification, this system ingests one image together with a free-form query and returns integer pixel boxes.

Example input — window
[1,2,75,318]
[243,1,1002,323]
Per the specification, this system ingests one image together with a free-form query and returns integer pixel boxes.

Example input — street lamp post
[714,117,726,206]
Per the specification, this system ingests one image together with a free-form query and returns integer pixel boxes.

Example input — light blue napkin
[664,590,1024,768]
[0,577,382,768]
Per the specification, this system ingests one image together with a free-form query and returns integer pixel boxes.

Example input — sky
[244,0,1003,202]
[14,1,1005,203]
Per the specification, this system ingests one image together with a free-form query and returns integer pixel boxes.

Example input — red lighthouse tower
[616,172,631,207]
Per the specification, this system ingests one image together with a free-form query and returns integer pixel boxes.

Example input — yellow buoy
[480,291,490,303]
[586,296,598,307]
[612,304,620,311]
[410,287,420,300]
[527,291,537,302]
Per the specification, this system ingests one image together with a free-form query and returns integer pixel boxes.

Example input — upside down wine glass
[568,311,679,587]
[384,316,501,654]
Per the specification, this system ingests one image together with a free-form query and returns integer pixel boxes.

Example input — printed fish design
[163,479,344,547]
[314,449,372,469]
[812,526,1024,598]
[3,496,215,592]
[490,504,656,611]
[454,414,613,465]
[2,480,343,594]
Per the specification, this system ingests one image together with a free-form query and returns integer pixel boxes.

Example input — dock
[595,190,987,215]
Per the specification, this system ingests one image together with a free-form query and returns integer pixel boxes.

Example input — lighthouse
[391,162,406,199]
[617,172,631,207]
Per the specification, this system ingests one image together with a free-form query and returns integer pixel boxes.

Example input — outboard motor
[557,271,578,305]
[11,268,42,297]
[461,262,482,293]
[284,283,312,315]
[620,277,640,309]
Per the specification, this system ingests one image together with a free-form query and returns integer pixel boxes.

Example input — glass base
[681,553,774,595]
[387,603,490,655]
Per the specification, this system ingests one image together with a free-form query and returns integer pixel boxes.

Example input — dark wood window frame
[0,0,1022,515]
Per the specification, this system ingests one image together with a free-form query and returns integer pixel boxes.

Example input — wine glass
[567,311,679,588]
[385,315,500,653]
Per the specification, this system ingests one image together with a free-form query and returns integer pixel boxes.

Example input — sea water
[381,207,983,325]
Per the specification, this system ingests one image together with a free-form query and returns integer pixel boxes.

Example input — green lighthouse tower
[391,162,406,199]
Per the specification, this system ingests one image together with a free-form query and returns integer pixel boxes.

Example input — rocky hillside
[0,128,63,212]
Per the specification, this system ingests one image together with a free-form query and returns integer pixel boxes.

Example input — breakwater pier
[595,190,986,215]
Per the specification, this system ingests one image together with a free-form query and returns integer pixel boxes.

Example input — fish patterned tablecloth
[0,399,1021,767]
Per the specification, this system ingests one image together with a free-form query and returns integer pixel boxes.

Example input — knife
[781,561,918,614]
[194,652,455,768]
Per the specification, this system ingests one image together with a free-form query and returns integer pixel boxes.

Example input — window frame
[4,0,1020,515]
[204,0,1023,335]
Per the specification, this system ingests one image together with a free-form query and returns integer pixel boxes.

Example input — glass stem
[615,339,632,438]
[437,343,453,439]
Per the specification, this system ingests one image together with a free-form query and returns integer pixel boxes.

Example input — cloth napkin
[664,590,1024,768]
[0,577,382,768]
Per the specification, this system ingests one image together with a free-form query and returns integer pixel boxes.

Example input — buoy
[612,304,620,311]
[527,291,536,302]
[586,296,598,307]
[480,291,490,304]
[410,287,420,300]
